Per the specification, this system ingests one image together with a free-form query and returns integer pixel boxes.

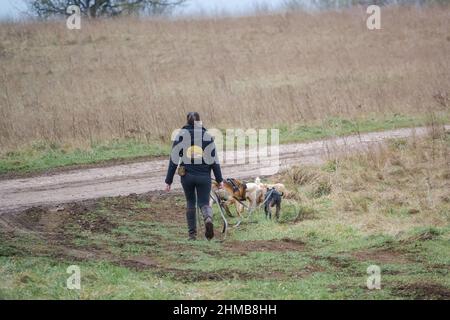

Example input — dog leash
[210,191,228,238]
[258,188,275,209]
[232,196,250,209]
[240,188,276,222]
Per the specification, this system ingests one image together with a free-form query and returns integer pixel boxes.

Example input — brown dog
[211,178,247,217]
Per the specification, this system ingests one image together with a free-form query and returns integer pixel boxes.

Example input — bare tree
[26,0,187,18]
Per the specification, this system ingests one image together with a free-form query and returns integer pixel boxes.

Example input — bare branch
[25,0,187,18]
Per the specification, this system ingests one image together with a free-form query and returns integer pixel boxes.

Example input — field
[0,4,449,300]
[1,129,449,299]
[0,6,449,174]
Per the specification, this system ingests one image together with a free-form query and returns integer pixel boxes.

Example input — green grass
[0,139,170,176]
[1,113,448,175]
[1,194,449,299]
[277,113,448,144]
[1,222,448,299]
[0,257,188,299]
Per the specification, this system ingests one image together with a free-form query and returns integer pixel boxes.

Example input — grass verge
[0,113,448,176]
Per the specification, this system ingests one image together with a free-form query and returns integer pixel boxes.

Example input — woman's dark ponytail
[187,112,200,126]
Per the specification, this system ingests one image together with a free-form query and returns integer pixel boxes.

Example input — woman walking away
[165,112,223,241]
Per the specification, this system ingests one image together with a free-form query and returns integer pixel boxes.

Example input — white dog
[245,177,266,210]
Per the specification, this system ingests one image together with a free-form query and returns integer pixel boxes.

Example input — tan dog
[211,178,247,217]
[261,182,286,197]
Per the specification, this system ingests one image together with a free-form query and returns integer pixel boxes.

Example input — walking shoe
[204,217,214,240]
[200,205,214,240]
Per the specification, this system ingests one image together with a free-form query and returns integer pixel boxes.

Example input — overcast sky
[0,0,26,18]
[0,0,290,19]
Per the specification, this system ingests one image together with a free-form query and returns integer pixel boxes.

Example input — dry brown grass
[0,6,449,151]
[279,127,450,235]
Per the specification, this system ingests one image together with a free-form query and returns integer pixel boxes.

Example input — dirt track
[0,126,447,214]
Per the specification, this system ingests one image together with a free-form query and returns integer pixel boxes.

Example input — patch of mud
[352,248,412,264]
[121,256,159,269]
[319,248,414,275]
[115,257,251,281]
[151,266,321,283]
[52,247,113,262]
[425,264,450,275]
[391,282,450,300]
[323,256,355,269]
[68,210,117,233]
[18,203,114,234]
[224,238,306,254]
[400,230,441,243]
[0,201,98,233]
[117,254,323,283]
[0,200,118,260]
[106,192,187,225]
[0,207,47,232]
[155,268,257,282]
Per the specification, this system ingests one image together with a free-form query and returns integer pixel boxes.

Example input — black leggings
[181,173,211,209]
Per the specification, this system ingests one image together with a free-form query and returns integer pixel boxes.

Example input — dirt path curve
[0,126,447,214]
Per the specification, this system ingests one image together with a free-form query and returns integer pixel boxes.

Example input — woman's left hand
[165,184,171,192]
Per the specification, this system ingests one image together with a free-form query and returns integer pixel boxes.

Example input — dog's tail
[255,176,261,186]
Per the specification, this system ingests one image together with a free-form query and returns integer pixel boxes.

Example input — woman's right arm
[212,163,223,184]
